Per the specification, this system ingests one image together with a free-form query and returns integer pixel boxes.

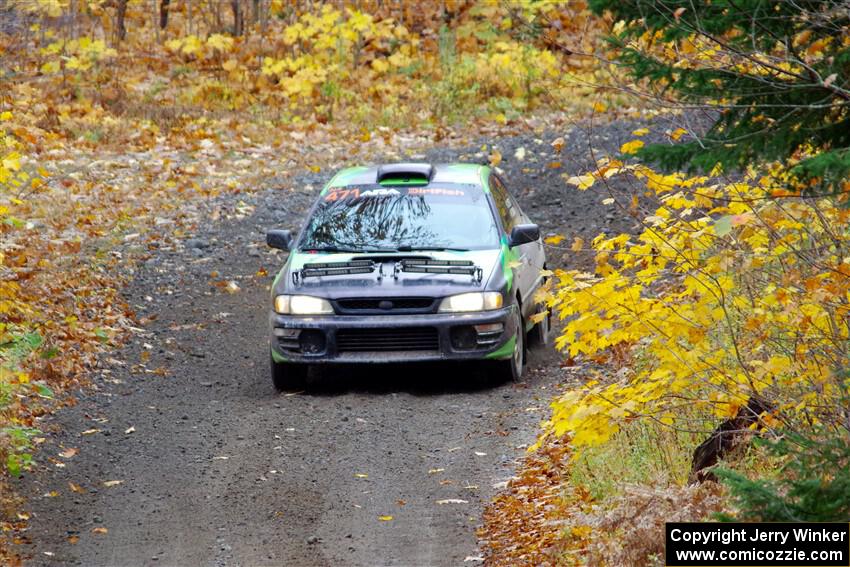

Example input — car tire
[529,302,551,348]
[270,351,308,391]
[495,309,525,383]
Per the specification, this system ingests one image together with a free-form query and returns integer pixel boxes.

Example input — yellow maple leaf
[371,58,389,73]
[670,128,688,141]
[620,140,644,154]
[571,236,584,251]
[544,234,566,245]
[566,174,595,190]
[207,33,234,52]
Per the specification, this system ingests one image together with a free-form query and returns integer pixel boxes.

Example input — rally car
[266,163,549,390]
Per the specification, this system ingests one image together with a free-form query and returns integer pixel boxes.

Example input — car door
[490,174,541,316]
[508,182,546,309]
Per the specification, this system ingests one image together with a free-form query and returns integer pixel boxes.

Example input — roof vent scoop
[376,163,434,186]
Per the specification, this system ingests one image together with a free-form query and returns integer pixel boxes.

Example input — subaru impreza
[266,163,549,389]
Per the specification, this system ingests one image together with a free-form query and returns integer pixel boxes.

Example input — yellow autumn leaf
[40,60,61,74]
[620,140,644,154]
[631,128,649,136]
[489,149,502,167]
[544,234,566,245]
[371,58,389,73]
[207,33,234,52]
[670,128,688,141]
[378,515,393,521]
[566,174,595,190]
[551,137,565,153]
[571,236,584,251]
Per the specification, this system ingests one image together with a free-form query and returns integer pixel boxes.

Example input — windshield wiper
[394,245,471,252]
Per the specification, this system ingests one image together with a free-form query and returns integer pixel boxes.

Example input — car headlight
[438,292,503,313]
[274,295,334,315]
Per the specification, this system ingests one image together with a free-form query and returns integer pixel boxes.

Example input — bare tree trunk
[260,0,268,35]
[69,0,78,39]
[159,0,170,29]
[115,0,128,41]
[211,0,222,32]
[231,0,243,35]
[688,396,772,484]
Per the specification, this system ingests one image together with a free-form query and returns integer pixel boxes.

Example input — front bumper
[269,306,517,364]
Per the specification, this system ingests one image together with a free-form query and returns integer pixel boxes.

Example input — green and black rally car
[266,163,549,389]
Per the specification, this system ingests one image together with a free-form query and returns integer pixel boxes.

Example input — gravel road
[13,118,654,566]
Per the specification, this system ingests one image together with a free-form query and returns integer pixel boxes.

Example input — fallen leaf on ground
[566,174,595,190]
[68,482,85,494]
[91,527,108,535]
[125,426,135,434]
[571,237,584,252]
[489,149,502,167]
[354,473,368,479]
[103,480,123,487]
[59,448,79,458]
[620,139,645,154]
[81,429,100,435]
[378,515,393,521]
[670,127,688,141]
[428,468,445,474]
[437,499,468,505]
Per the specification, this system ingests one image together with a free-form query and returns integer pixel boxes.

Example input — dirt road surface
[14,121,647,566]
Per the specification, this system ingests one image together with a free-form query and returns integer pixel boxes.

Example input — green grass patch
[569,420,703,500]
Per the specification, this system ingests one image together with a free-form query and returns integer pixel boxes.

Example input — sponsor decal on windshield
[324,185,469,202]
[408,188,464,196]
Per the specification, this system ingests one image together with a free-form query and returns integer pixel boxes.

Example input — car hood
[273,249,503,299]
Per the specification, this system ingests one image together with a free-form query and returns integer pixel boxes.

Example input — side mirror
[509,224,540,247]
[266,229,293,251]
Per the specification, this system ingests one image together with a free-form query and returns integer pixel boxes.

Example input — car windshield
[298,184,500,251]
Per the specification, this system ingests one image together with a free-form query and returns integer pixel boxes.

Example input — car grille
[335,297,435,314]
[336,327,439,352]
